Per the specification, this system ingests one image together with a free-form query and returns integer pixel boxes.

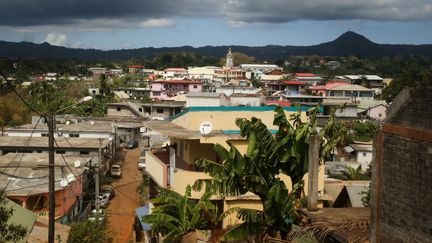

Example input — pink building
[151,78,203,99]
[310,81,348,96]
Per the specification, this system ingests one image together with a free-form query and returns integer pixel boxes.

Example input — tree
[143,186,219,242]
[194,106,335,240]
[67,220,114,243]
[0,190,27,242]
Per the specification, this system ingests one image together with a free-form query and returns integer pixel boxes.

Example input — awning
[344,146,354,153]
[135,206,151,231]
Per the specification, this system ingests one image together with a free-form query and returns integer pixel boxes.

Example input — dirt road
[106,147,142,243]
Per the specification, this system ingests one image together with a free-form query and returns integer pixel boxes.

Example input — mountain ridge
[1,31,432,61]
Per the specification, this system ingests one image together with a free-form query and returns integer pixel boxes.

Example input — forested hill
[1,31,432,61]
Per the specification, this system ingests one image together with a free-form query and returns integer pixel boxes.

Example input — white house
[349,144,373,164]
[215,86,262,96]
[357,100,388,121]
[185,92,229,107]
[327,84,375,101]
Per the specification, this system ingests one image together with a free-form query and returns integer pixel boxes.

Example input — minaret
[226,47,234,69]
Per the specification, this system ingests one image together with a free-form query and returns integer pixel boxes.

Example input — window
[41,133,48,137]
[69,133,79,138]
[193,85,197,89]
[139,108,143,112]
[156,108,164,113]
[117,106,121,111]
[56,150,65,154]
[363,152,367,157]
[378,113,382,117]
[183,85,187,88]
[80,151,89,155]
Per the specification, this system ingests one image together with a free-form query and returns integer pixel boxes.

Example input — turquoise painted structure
[170,106,322,121]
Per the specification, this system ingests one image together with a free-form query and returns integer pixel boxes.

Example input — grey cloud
[0,0,431,29]
[221,0,432,23]
[0,0,220,27]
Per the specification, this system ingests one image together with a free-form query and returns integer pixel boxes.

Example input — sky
[0,0,431,50]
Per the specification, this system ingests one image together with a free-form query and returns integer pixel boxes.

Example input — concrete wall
[368,105,387,121]
[229,96,262,107]
[356,150,373,163]
[172,109,308,131]
[186,97,224,107]
[223,199,263,227]
[188,84,202,92]
[172,169,212,199]
[146,152,168,187]
[107,106,136,117]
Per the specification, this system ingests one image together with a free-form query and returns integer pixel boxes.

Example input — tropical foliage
[67,220,114,243]
[328,165,371,181]
[0,189,27,242]
[351,120,380,142]
[194,106,337,240]
[143,186,220,242]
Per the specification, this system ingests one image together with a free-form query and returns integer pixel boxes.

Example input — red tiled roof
[282,80,307,85]
[294,73,317,77]
[310,82,345,90]
[153,79,202,84]
[264,100,291,107]
[128,65,144,68]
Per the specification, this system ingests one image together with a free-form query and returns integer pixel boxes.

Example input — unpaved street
[106,148,142,243]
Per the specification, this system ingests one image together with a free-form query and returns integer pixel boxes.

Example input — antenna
[199,121,213,135]
[60,178,68,187]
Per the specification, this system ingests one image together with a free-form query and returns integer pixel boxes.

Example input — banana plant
[143,185,219,242]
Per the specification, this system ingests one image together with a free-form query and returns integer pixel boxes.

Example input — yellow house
[144,106,325,227]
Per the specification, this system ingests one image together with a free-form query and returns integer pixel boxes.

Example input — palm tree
[143,185,219,242]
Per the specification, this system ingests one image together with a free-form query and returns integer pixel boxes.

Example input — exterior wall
[182,140,217,165]
[368,105,387,121]
[223,199,263,227]
[334,106,358,118]
[172,169,212,199]
[107,106,136,117]
[188,84,202,92]
[355,151,373,163]
[5,131,111,139]
[186,97,223,107]
[229,96,262,107]
[372,85,432,242]
[146,152,169,187]
[172,108,309,131]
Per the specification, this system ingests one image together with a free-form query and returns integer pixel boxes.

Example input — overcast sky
[0,0,431,49]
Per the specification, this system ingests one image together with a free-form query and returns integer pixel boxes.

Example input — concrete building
[292,73,323,86]
[371,85,432,242]
[0,153,91,223]
[151,78,202,99]
[107,101,185,120]
[327,84,375,101]
[185,92,229,107]
[357,100,388,121]
[142,106,326,227]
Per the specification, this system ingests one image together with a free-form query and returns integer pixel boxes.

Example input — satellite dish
[60,178,68,187]
[65,121,71,125]
[90,121,95,125]
[199,121,213,135]
[74,160,81,168]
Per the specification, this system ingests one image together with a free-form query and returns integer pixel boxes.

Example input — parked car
[88,209,106,222]
[110,164,122,178]
[126,140,139,149]
[92,194,109,208]
[100,185,115,200]
[138,157,146,170]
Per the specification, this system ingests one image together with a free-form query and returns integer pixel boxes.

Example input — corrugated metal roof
[345,185,369,207]
[329,84,372,91]
[135,206,151,231]
[5,198,37,243]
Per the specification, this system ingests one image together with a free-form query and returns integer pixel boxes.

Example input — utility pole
[47,114,55,243]
[307,134,319,211]
[95,138,101,221]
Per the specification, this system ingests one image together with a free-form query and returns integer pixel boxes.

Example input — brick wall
[371,83,432,243]
[379,134,432,242]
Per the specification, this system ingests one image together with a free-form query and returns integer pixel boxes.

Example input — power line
[2,117,43,191]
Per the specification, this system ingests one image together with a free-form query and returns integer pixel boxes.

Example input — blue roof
[135,206,151,231]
